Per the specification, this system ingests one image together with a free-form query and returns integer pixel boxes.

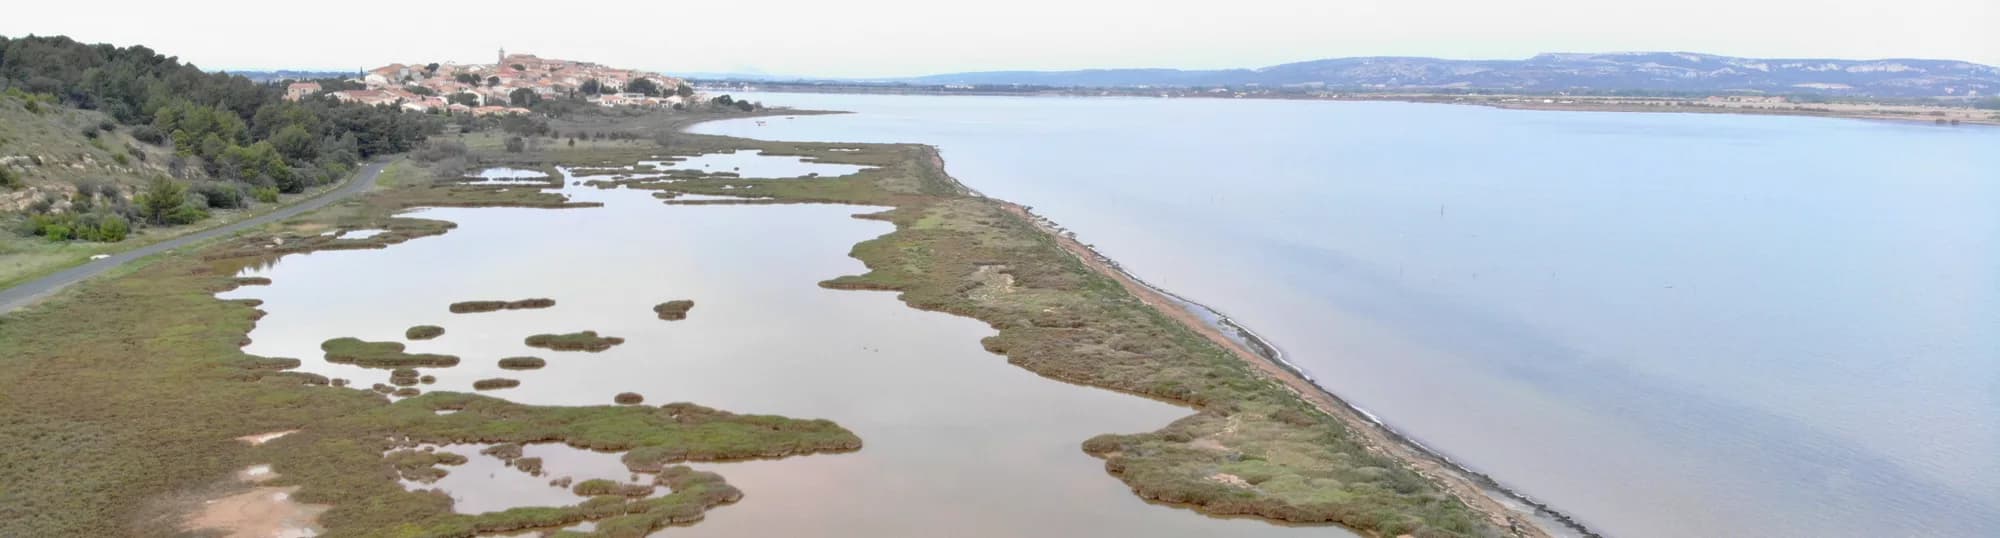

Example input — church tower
[498,47,506,67]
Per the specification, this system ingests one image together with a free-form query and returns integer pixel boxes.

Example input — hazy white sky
[3,0,1994,77]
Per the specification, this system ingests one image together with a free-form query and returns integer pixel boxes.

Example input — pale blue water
[696,94,2000,538]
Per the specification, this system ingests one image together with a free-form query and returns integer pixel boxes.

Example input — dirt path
[996,201,1561,537]
[0,159,389,315]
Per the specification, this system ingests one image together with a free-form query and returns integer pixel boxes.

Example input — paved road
[0,159,389,314]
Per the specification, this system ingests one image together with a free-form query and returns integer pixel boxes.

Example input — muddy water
[221,170,1342,537]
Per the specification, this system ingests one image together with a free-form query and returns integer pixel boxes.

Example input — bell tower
[498,47,506,67]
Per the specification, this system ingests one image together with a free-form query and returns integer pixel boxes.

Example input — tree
[509,88,541,107]
[455,73,480,85]
[449,92,480,107]
[579,79,602,95]
[269,124,318,163]
[424,62,440,74]
[511,63,526,72]
[136,176,188,225]
[675,83,694,99]
[504,136,525,153]
[626,78,660,97]
[486,76,500,87]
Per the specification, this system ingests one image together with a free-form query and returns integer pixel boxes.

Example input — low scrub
[614,392,644,405]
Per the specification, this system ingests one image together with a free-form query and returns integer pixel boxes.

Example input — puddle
[337,229,388,240]
[466,167,558,186]
[640,150,871,179]
[394,443,652,515]
[183,486,327,538]
[220,167,1344,537]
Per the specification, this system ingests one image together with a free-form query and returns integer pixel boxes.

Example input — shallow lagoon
[642,149,871,179]
[223,171,1343,537]
[697,93,2000,537]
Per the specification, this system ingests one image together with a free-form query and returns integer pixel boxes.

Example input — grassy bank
[0,139,860,537]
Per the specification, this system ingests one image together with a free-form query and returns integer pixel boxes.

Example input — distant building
[284,82,322,101]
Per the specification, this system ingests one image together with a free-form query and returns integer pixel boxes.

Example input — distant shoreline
[702,83,2000,127]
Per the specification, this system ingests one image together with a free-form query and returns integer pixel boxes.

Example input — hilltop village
[286,50,694,116]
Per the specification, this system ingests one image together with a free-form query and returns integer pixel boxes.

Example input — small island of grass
[614,392,644,405]
[524,331,625,352]
[497,356,547,370]
[472,378,520,391]
[653,300,695,320]
[405,325,445,340]
[449,298,557,314]
[321,337,460,368]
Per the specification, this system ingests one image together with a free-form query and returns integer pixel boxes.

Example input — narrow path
[0,159,390,314]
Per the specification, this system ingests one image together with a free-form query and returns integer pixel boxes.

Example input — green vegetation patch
[0,136,863,536]
[498,356,548,370]
[614,392,644,405]
[449,298,557,313]
[321,337,461,368]
[525,331,626,352]
[405,324,445,340]
[652,299,695,320]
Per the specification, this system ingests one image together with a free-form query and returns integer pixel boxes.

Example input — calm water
[221,168,1342,537]
[696,94,2000,537]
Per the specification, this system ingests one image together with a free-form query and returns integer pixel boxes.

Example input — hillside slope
[0,92,181,212]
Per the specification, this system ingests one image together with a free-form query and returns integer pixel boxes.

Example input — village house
[284,82,322,101]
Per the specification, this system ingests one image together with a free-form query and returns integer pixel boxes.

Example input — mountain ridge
[895,52,2000,98]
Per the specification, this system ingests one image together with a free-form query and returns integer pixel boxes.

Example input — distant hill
[222,70,355,83]
[904,53,2000,98]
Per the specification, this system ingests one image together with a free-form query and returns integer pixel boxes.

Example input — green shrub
[135,176,187,225]
[191,182,245,209]
[0,167,19,189]
[252,186,279,204]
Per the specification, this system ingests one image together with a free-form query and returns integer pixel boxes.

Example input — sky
[2,0,1995,78]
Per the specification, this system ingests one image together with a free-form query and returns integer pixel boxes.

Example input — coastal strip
[971,167,1597,538]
